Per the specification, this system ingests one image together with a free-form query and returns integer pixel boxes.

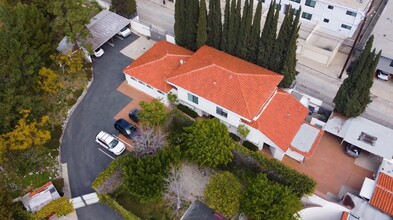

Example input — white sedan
[117,26,131,38]
[95,131,125,155]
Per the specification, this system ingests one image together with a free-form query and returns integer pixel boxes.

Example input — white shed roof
[85,10,130,50]
[324,112,393,159]
[291,123,320,153]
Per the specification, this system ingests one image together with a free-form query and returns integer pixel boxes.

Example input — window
[305,0,316,7]
[328,5,334,9]
[216,107,228,118]
[346,10,357,17]
[130,77,137,81]
[138,80,145,85]
[301,12,312,20]
[390,60,393,67]
[323,18,329,23]
[188,93,198,104]
[341,24,352,30]
[259,0,265,2]
[158,90,164,95]
[147,85,153,89]
[290,0,300,3]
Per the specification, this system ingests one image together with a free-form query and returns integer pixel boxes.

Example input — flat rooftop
[371,0,393,58]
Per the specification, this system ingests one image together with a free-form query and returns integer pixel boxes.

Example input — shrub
[32,197,73,220]
[92,155,130,190]
[72,88,84,98]
[177,104,198,118]
[229,133,241,142]
[233,145,316,197]
[242,141,258,152]
[52,178,64,192]
[99,194,141,220]
[45,124,63,149]
[67,97,77,107]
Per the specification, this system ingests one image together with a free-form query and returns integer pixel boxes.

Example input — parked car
[345,144,361,158]
[128,109,140,123]
[114,118,137,138]
[117,26,131,38]
[93,48,104,57]
[376,70,391,81]
[95,131,125,155]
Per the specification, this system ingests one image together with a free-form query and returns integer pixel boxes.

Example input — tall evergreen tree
[279,7,301,88]
[247,0,262,63]
[207,0,222,49]
[226,0,238,54]
[196,0,208,49]
[257,1,279,68]
[334,36,381,117]
[174,0,186,47]
[221,0,231,51]
[270,5,294,72]
[237,0,254,59]
[185,0,199,51]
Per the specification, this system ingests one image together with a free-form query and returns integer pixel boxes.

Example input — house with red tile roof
[123,41,323,161]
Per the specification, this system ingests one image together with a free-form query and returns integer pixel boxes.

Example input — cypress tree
[185,0,199,51]
[257,1,279,68]
[174,0,186,47]
[247,0,262,63]
[279,7,301,88]
[226,0,237,55]
[237,0,254,59]
[229,0,242,55]
[333,36,381,117]
[207,0,222,49]
[221,0,231,51]
[196,0,208,49]
[271,4,294,72]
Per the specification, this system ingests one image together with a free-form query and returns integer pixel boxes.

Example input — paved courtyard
[280,133,375,199]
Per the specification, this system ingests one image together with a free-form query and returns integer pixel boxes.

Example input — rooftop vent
[358,132,377,146]
[179,59,185,65]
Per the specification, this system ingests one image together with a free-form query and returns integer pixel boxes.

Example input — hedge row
[32,197,73,220]
[99,194,141,220]
[242,141,258,151]
[92,155,130,189]
[233,145,316,198]
[229,133,241,142]
[177,103,198,118]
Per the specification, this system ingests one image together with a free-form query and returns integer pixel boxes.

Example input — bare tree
[165,165,183,212]
[133,126,167,156]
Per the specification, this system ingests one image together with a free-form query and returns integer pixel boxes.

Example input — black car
[128,109,140,123]
[114,118,137,138]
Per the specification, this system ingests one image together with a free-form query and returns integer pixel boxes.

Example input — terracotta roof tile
[167,45,283,119]
[28,182,53,197]
[340,211,349,220]
[123,41,193,92]
[250,90,308,151]
[370,173,393,216]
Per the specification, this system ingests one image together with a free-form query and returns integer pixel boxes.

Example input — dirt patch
[178,163,214,202]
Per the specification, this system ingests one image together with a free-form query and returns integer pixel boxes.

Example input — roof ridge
[236,74,253,119]
[127,56,167,71]
[168,64,215,80]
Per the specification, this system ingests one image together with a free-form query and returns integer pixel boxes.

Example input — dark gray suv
[114,118,137,139]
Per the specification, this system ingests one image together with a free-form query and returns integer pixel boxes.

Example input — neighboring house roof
[21,182,60,213]
[247,90,308,152]
[371,0,393,59]
[324,112,393,159]
[290,123,324,159]
[370,172,393,216]
[167,45,283,120]
[123,41,194,92]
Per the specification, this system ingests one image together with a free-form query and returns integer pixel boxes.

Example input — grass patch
[21,171,51,189]
[111,187,173,220]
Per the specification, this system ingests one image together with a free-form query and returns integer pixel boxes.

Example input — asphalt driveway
[60,34,139,219]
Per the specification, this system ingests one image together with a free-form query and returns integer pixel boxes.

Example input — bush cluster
[229,133,241,142]
[32,197,73,220]
[99,194,141,220]
[92,155,130,190]
[176,103,198,118]
[242,141,258,152]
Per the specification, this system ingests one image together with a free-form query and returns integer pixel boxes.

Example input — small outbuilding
[21,181,60,212]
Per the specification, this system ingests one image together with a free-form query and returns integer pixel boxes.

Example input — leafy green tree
[258,1,279,69]
[138,99,168,127]
[207,0,222,49]
[51,50,85,75]
[196,0,208,49]
[279,7,301,88]
[334,36,381,117]
[111,0,136,18]
[0,180,14,220]
[241,174,302,220]
[174,0,186,47]
[237,124,250,144]
[221,0,230,51]
[204,172,242,217]
[247,0,262,63]
[181,118,234,167]
[185,0,199,51]
[51,0,94,48]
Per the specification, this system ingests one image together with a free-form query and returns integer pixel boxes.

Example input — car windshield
[120,27,128,32]
[109,139,119,149]
[380,72,389,76]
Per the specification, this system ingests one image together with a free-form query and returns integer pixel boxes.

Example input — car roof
[116,118,132,127]
[97,131,115,144]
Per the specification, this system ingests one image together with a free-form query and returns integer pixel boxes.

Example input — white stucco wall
[125,74,169,105]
